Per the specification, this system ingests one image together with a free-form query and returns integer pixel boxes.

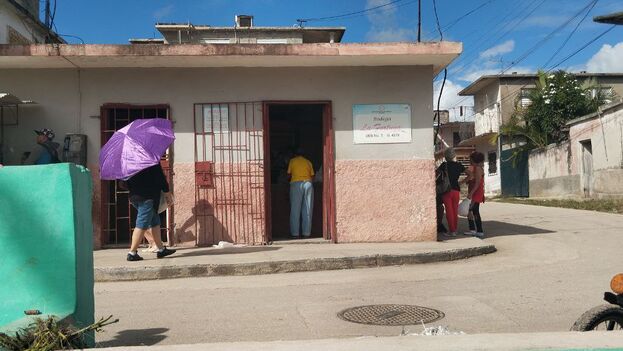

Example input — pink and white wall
[0,65,437,247]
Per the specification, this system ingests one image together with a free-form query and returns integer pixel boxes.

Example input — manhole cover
[337,304,444,326]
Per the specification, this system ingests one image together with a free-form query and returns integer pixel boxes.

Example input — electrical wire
[499,0,598,74]
[448,0,597,111]
[432,0,447,145]
[451,24,618,125]
[542,0,599,68]
[297,0,405,23]
[449,0,546,76]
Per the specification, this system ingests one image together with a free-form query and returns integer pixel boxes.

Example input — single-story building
[0,42,461,249]
[529,100,623,198]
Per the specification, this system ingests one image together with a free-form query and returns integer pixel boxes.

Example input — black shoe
[127,252,143,261]
[157,247,176,259]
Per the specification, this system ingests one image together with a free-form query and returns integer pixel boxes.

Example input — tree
[500,70,610,150]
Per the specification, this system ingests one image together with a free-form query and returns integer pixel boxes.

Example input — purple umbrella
[99,119,175,180]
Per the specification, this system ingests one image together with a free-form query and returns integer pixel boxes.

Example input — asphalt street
[94,202,623,347]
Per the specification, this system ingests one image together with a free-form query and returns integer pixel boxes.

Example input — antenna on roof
[296,19,307,28]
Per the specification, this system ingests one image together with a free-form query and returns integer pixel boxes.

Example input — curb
[95,244,496,282]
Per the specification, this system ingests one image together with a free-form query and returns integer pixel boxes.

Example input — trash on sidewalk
[401,322,465,336]
[215,241,247,249]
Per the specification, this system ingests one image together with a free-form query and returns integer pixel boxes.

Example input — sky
[50,0,623,120]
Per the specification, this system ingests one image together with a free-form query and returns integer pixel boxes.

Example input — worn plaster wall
[335,160,436,242]
[528,142,581,198]
[529,104,623,199]
[473,83,500,136]
[0,65,436,244]
[569,104,623,198]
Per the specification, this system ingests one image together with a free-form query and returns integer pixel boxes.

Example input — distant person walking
[126,163,176,261]
[437,148,465,237]
[464,151,485,238]
[287,148,315,238]
[22,128,60,165]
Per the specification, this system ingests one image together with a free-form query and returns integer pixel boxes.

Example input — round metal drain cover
[338,304,444,326]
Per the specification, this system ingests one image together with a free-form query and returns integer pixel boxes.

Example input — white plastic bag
[158,192,172,213]
[458,199,471,217]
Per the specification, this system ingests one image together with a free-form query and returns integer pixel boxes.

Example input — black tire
[571,305,623,331]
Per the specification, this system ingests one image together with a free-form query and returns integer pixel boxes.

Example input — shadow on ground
[172,246,281,259]
[97,327,168,347]
[439,220,555,240]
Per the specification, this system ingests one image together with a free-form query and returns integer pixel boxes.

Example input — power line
[296,0,405,23]
[449,0,546,76]
[542,0,599,68]
[547,24,616,70]
[499,0,598,74]
[448,0,597,111]
[452,25,618,126]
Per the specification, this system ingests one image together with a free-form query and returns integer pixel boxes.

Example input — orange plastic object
[611,273,623,294]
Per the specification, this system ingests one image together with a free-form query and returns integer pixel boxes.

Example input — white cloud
[153,4,174,21]
[480,40,515,59]
[585,42,623,72]
[433,79,474,121]
[365,0,416,42]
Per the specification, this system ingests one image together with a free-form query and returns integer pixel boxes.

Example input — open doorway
[266,103,328,241]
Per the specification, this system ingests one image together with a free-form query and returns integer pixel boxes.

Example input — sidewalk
[97,332,623,351]
[94,238,495,282]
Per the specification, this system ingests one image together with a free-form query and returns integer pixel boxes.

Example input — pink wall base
[334,159,436,242]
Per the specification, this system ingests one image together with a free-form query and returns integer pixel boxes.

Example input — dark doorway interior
[268,104,324,240]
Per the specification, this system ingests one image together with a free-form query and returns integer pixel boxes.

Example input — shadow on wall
[176,200,229,246]
[97,327,168,348]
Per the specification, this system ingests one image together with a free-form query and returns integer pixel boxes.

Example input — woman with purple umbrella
[100,119,176,261]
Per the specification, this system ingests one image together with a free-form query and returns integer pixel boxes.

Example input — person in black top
[436,148,465,237]
[126,163,176,261]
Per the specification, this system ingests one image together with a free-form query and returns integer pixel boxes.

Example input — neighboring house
[0,0,64,44]
[458,72,623,197]
[529,100,623,199]
[434,114,475,165]
[130,15,344,44]
[0,37,461,249]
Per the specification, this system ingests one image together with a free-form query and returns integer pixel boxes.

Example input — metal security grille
[338,304,445,326]
[100,105,173,246]
[193,102,266,246]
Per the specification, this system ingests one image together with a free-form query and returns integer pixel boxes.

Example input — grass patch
[493,197,623,214]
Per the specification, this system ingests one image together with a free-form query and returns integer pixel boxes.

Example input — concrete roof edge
[0,42,462,57]
[155,24,347,31]
[459,72,623,96]
[566,99,623,126]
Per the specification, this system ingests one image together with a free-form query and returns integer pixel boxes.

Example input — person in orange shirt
[287,148,315,238]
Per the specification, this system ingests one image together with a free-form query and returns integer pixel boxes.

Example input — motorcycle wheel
[571,304,623,331]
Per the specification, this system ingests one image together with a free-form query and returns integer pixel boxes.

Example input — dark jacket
[127,164,169,207]
[436,161,465,191]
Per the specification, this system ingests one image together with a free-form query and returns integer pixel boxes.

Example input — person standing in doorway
[126,163,176,261]
[287,148,315,238]
[437,148,465,237]
[464,151,486,238]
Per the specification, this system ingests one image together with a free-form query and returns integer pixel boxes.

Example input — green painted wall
[0,164,94,343]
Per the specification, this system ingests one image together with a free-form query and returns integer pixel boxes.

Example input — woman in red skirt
[464,151,485,238]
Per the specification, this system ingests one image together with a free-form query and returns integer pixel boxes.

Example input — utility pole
[417,0,422,42]
[44,0,51,28]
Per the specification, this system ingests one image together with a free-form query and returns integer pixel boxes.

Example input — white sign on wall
[203,104,229,133]
[353,104,412,144]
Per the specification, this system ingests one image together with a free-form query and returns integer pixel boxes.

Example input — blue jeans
[290,181,314,237]
[131,199,161,230]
